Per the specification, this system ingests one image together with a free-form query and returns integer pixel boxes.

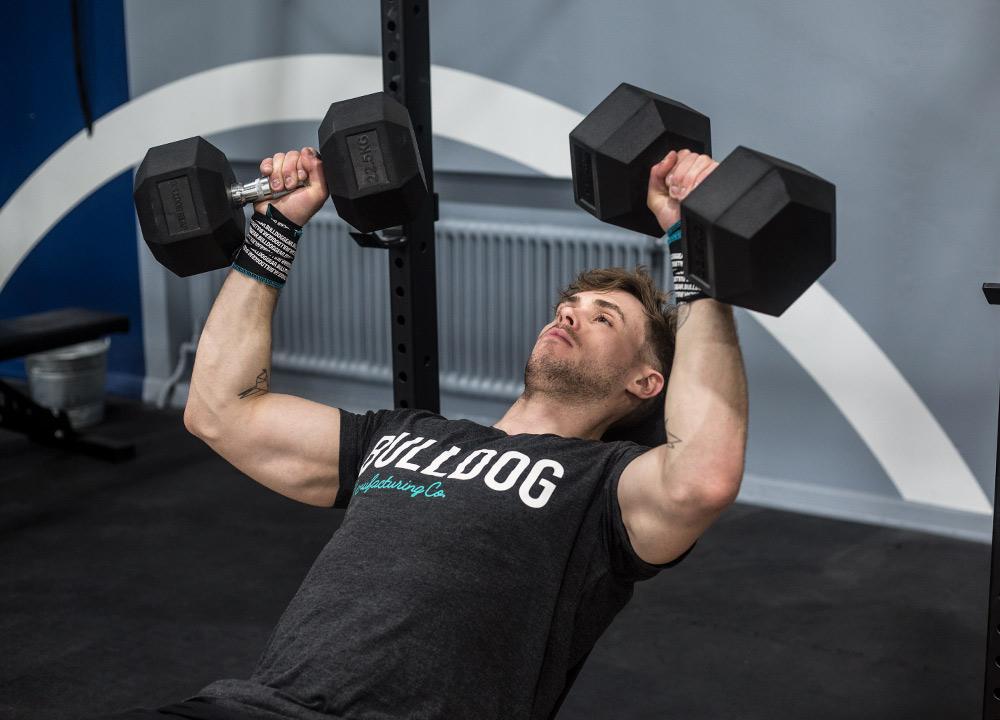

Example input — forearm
[184,145,322,432]
[184,269,279,437]
[661,299,748,501]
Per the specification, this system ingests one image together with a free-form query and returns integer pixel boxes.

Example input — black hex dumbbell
[318,91,428,235]
[571,83,836,316]
[133,136,297,277]
[570,83,712,237]
[134,92,428,277]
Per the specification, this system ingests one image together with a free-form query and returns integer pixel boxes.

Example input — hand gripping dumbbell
[570,83,836,316]
[133,92,428,277]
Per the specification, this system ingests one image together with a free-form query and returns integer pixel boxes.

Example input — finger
[282,150,301,189]
[670,149,692,178]
[649,151,676,187]
[260,156,273,178]
[667,150,696,179]
[270,152,286,192]
[657,150,679,175]
[667,153,700,195]
[295,149,308,183]
[680,155,714,197]
[690,160,720,192]
[300,146,327,192]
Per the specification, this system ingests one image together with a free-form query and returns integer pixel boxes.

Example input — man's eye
[596,314,611,325]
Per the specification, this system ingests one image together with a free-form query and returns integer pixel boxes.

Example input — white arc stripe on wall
[0,53,989,514]
[751,286,990,511]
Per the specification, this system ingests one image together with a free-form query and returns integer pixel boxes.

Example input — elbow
[183,403,208,439]
[699,470,743,510]
[662,468,741,516]
[183,377,240,443]
[678,460,744,512]
[183,396,223,443]
[182,399,199,435]
[664,448,744,512]
[698,441,745,510]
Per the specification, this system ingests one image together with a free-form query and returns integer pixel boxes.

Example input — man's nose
[558,307,577,327]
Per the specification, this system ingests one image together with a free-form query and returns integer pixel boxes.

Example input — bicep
[207,393,343,507]
[616,447,730,566]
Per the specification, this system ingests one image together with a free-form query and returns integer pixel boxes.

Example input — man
[105,146,747,720]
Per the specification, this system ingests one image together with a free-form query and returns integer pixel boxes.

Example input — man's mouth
[545,328,573,346]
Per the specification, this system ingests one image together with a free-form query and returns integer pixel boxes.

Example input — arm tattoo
[674,302,692,332]
[238,368,270,399]
[664,418,683,449]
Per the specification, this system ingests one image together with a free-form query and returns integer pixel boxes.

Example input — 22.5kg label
[347,129,390,189]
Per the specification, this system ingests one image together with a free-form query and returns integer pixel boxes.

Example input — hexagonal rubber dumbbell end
[133,136,244,277]
[680,146,836,316]
[570,83,711,237]
[317,92,428,234]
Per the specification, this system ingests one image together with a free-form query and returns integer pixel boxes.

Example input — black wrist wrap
[232,205,303,289]
[666,220,709,304]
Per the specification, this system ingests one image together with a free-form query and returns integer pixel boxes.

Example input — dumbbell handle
[228,150,322,206]
[228,177,308,207]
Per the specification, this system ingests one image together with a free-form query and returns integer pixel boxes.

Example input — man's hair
[555,266,678,432]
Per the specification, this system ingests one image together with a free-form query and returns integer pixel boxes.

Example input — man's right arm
[183,147,342,507]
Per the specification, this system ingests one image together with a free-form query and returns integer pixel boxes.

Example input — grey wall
[125,0,1000,539]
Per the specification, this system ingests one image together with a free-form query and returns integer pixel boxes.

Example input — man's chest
[347,429,607,557]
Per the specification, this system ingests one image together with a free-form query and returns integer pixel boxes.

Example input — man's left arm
[618,150,749,565]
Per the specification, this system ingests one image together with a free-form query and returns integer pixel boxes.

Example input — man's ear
[626,366,664,402]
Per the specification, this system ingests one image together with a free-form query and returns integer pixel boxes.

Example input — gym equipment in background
[980,282,1000,720]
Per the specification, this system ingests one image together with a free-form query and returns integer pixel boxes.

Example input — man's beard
[522,348,625,404]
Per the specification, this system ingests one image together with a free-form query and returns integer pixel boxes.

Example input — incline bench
[0,308,135,461]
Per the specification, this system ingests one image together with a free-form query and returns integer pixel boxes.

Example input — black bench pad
[0,308,129,362]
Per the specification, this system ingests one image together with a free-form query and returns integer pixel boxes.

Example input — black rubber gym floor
[0,399,989,719]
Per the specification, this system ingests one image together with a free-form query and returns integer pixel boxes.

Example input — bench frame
[0,308,135,462]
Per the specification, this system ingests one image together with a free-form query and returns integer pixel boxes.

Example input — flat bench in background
[0,308,135,461]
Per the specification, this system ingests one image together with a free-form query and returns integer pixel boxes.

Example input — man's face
[524,289,651,403]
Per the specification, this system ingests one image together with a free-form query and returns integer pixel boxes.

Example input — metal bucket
[25,337,111,430]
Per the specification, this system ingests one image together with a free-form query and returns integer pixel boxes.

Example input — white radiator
[191,211,663,400]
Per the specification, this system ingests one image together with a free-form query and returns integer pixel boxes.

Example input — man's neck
[492,392,616,441]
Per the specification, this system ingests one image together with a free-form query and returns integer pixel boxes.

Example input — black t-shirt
[194,408,689,720]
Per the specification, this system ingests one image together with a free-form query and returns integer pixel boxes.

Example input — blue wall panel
[2,0,143,396]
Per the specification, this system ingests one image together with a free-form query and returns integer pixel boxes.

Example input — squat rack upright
[983,283,1000,719]
[375,0,441,413]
